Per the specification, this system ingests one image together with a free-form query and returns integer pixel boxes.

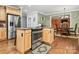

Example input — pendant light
[61,8,69,19]
[64,8,65,19]
[61,8,68,23]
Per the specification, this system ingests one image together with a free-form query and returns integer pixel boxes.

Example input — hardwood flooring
[0,39,31,54]
[0,37,79,54]
[48,37,79,54]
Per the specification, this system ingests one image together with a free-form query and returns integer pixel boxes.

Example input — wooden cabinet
[42,28,54,45]
[0,6,6,21]
[0,28,6,41]
[6,6,21,15]
[16,28,31,53]
[25,30,31,51]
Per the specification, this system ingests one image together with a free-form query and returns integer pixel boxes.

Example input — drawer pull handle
[50,31,51,33]
[21,33,23,37]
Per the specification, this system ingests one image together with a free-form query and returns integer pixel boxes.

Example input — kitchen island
[16,27,54,54]
[16,28,31,53]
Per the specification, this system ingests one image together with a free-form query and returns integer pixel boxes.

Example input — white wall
[21,11,51,28]
[27,11,38,28]
[21,10,27,28]
[38,13,50,27]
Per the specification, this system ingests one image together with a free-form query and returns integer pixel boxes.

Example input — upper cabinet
[0,6,6,21]
[0,6,21,21]
[6,6,21,15]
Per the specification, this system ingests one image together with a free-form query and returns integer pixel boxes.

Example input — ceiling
[11,5,79,15]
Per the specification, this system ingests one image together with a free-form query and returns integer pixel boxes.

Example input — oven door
[32,30,42,50]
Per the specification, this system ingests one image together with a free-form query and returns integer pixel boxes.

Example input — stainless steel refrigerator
[8,15,20,39]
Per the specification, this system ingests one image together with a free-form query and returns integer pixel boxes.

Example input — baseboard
[25,48,32,54]
[41,41,51,46]
[16,48,32,54]
[77,33,79,35]
[0,40,8,42]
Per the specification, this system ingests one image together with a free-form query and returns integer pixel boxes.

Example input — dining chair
[69,23,78,36]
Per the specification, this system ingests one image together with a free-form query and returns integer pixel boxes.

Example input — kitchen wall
[44,15,50,27]
[70,11,79,33]
[27,11,38,28]
[21,11,27,28]
[21,11,51,28]
[38,13,50,27]
[38,13,45,26]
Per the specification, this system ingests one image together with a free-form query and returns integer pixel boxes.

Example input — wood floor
[48,36,79,54]
[0,39,31,54]
[0,37,79,54]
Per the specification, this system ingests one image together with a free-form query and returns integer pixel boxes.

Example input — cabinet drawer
[25,30,31,33]
[17,30,24,38]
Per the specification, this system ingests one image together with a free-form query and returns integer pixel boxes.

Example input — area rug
[32,44,51,54]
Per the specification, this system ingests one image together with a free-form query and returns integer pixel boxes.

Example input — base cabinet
[0,6,6,21]
[0,28,6,41]
[42,28,54,45]
[16,29,31,53]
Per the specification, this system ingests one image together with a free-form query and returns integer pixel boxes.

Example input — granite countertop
[16,27,43,30]
[16,28,31,30]
[0,27,6,29]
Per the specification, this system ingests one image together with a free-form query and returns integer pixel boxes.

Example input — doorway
[51,18,61,29]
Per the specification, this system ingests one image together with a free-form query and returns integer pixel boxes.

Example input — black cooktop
[32,28,43,31]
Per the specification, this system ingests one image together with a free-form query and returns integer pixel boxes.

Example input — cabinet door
[42,29,51,43]
[24,30,31,51]
[0,29,6,41]
[49,29,54,44]
[1,29,6,40]
[16,30,24,53]
[6,6,21,15]
[42,29,54,44]
[0,6,6,21]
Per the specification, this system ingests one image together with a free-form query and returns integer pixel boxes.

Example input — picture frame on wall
[41,17,45,21]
